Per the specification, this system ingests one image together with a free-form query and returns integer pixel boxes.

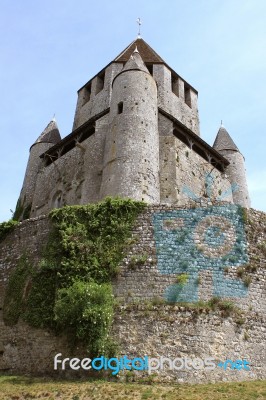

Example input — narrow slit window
[118,102,123,114]
[184,83,192,107]
[171,73,179,97]
[82,82,91,105]
[95,71,105,94]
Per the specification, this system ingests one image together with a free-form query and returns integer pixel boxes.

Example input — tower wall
[30,114,108,218]
[19,142,53,216]
[72,63,123,130]
[100,69,160,203]
[153,64,200,135]
[222,150,251,208]
[158,118,233,205]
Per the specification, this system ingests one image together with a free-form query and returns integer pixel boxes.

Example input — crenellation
[72,63,123,130]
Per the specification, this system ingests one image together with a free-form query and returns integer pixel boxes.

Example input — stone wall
[72,63,123,130]
[115,304,265,383]
[31,114,109,218]
[159,124,233,206]
[153,64,200,135]
[100,67,160,203]
[114,206,265,311]
[0,206,265,381]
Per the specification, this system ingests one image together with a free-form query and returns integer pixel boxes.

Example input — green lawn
[0,376,265,400]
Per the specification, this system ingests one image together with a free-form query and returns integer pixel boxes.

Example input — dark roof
[39,109,110,161]
[78,38,198,94]
[159,108,230,171]
[32,119,61,148]
[213,126,239,152]
[115,38,165,63]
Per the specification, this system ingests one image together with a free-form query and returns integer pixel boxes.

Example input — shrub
[0,220,18,242]
[54,280,113,355]
[4,197,146,357]
[176,273,189,285]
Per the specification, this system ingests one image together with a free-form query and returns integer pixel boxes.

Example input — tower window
[184,83,192,107]
[82,82,91,105]
[117,102,123,114]
[95,71,105,94]
[171,73,179,97]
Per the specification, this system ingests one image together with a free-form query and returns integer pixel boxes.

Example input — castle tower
[213,126,250,208]
[100,48,160,203]
[16,119,61,220]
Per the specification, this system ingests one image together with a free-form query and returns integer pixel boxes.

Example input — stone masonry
[0,205,265,382]
[16,37,250,221]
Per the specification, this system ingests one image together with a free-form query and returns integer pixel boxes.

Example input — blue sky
[0,0,265,222]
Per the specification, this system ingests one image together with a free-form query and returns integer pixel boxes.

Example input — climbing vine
[4,197,146,355]
[0,219,18,242]
[3,254,32,325]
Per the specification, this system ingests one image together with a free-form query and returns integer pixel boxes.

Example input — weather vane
[136,17,142,38]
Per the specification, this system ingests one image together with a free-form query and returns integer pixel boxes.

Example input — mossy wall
[0,204,265,382]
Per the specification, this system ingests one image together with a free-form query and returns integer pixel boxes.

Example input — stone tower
[213,126,250,208]
[17,119,61,219]
[14,37,251,219]
[100,47,160,203]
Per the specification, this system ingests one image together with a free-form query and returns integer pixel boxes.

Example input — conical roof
[120,47,149,74]
[115,38,165,64]
[213,126,239,152]
[34,118,61,146]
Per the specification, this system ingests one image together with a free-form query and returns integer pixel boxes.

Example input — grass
[0,376,265,400]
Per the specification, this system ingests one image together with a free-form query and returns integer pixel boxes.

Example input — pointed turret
[213,126,239,152]
[213,125,250,208]
[32,118,61,148]
[112,47,150,87]
[15,119,61,220]
[100,48,160,203]
[119,46,150,74]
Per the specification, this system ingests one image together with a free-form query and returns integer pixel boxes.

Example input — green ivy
[3,254,32,326]
[0,219,18,242]
[48,197,146,284]
[4,196,146,356]
[22,259,58,329]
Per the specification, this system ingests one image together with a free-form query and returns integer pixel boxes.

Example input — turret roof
[119,47,149,74]
[213,126,239,152]
[34,118,61,146]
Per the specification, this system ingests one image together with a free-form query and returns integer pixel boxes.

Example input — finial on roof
[221,119,223,127]
[136,17,142,38]
[52,113,56,122]
[33,118,61,147]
